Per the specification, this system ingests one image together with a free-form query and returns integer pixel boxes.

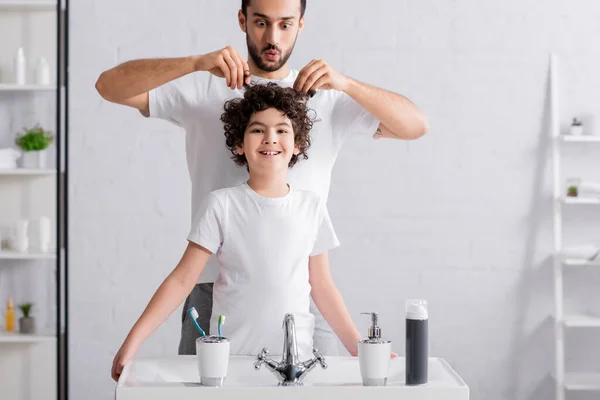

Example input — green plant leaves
[15,124,54,151]
[18,302,33,318]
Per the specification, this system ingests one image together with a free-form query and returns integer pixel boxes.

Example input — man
[95,0,428,357]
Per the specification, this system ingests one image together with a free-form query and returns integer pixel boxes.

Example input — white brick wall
[70,1,600,399]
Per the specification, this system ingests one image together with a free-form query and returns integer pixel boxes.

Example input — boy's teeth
[261,151,279,155]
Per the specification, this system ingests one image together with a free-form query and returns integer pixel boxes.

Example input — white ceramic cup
[196,335,230,387]
[358,340,391,386]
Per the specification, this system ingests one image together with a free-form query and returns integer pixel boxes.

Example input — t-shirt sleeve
[148,72,207,127]
[331,91,380,141]
[310,202,340,257]
[187,193,224,254]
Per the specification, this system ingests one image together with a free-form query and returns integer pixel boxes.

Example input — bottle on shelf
[5,297,15,332]
[14,219,29,253]
[14,47,27,85]
[38,216,51,252]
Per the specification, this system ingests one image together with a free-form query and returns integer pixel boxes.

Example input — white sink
[116,355,469,400]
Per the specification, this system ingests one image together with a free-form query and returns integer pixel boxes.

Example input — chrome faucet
[254,313,327,386]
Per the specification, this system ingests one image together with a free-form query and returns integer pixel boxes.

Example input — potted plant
[567,185,578,197]
[15,124,54,168]
[18,302,35,334]
[569,118,583,136]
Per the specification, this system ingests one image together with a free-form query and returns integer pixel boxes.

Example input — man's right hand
[196,46,251,90]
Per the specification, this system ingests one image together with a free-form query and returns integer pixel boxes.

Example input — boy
[111,83,364,381]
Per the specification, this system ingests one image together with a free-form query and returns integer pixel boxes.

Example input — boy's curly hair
[221,82,315,168]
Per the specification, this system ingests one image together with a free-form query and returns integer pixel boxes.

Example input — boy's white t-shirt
[187,183,339,358]
[149,69,379,283]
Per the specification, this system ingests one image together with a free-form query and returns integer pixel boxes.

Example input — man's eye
[282,23,291,29]
[256,21,266,27]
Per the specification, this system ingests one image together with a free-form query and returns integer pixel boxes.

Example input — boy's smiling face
[237,107,300,174]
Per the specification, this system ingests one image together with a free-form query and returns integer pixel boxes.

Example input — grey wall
[70,1,600,399]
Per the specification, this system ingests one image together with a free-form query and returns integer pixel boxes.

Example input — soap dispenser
[357,312,391,386]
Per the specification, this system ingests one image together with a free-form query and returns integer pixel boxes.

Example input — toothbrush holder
[196,335,230,387]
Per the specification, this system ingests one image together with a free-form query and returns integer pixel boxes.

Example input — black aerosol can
[405,299,428,385]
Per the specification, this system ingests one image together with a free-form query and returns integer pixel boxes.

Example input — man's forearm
[344,78,429,140]
[95,56,201,102]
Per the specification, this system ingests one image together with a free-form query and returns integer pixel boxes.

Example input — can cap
[406,299,428,320]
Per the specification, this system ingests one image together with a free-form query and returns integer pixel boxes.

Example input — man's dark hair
[221,82,314,168]
[241,0,307,18]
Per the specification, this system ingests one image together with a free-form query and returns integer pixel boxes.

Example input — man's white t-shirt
[187,183,339,358]
[149,69,379,283]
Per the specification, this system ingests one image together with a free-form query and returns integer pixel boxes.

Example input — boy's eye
[250,128,263,133]
[277,129,288,134]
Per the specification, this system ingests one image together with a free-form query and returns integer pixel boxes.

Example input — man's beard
[246,33,296,72]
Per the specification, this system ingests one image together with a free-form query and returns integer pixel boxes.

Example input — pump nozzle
[361,312,381,339]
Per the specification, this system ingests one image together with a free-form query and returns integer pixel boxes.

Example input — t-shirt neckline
[243,182,294,205]
[249,70,296,84]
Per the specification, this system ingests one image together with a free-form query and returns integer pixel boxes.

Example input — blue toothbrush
[187,307,206,337]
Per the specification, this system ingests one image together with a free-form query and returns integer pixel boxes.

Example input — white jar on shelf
[35,57,51,86]
[21,150,47,169]
[0,148,21,169]
[568,118,584,135]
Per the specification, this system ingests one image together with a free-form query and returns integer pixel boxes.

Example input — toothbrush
[217,315,225,337]
[187,307,206,337]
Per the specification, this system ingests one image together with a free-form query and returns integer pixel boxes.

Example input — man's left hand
[294,59,349,94]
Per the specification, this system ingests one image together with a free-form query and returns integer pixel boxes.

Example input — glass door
[0,0,67,398]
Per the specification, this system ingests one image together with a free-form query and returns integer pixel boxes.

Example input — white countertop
[116,355,469,400]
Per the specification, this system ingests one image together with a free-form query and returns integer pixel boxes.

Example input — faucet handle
[254,347,269,370]
[312,348,328,369]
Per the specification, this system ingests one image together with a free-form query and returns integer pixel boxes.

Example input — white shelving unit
[0,84,56,91]
[564,373,600,391]
[561,135,600,143]
[0,3,61,400]
[561,196,600,205]
[550,53,600,400]
[0,250,56,260]
[0,331,55,343]
[562,314,600,328]
[562,258,600,267]
[0,1,57,11]
[0,168,55,176]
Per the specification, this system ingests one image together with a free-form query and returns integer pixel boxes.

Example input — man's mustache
[263,44,281,53]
